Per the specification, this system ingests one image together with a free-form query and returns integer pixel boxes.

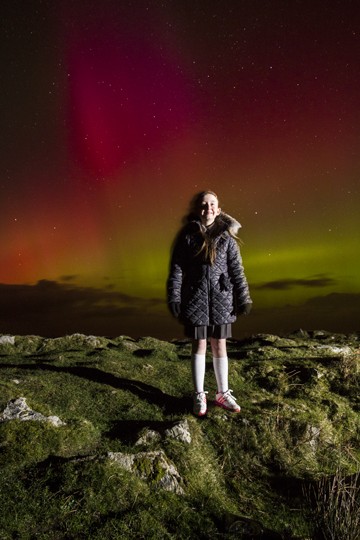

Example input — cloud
[252,274,337,291]
[0,281,358,339]
[59,275,79,282]
[236,292,360,336]
[0,280,163,309]
[0,280,165,337]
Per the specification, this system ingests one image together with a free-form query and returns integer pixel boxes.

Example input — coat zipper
[207,265,211,324]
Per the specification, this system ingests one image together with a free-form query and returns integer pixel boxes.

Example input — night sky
[1,1,359,339]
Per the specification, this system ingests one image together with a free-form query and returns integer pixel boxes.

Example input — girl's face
[198,193,221,226]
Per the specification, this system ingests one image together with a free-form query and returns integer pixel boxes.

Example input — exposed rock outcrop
[108,450,184,494]
[0,397,65,427]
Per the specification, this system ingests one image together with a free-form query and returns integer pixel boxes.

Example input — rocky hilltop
[0,331,359,539]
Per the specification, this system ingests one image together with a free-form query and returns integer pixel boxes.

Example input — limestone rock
[0,397,65,427]
[317,345,353,356]
[108,450,184,494]
[0,335,15,346]
[135,429,161,446]
[165,419,191,444]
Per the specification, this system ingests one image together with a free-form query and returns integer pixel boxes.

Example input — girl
[167,191,252,416]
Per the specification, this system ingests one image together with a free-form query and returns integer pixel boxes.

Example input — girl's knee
[192,339,207,355]
[210,338,227,357]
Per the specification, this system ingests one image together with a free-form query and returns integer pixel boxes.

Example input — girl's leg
[211,337,240,412]
[210,338,228,393]
[191,339,207,393]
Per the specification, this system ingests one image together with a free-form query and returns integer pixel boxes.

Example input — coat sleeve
[227,237,252,308]
[167,233,185,305]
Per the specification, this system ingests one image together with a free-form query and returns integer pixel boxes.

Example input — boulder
[165,419,191,444]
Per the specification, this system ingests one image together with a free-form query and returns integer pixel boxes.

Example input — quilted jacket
[167,213,252,327]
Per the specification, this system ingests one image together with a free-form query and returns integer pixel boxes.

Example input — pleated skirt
[184,323,232,340]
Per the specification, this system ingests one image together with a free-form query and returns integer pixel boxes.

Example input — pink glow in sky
[1,1,359,338]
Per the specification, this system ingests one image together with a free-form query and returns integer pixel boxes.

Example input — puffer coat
[167,213,252,327]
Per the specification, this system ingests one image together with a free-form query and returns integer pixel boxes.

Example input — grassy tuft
[305,467,360,540]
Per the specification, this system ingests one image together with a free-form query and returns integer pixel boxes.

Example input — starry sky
[1,1,359,339]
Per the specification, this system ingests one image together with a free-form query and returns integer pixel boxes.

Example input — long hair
[185,190,229,265]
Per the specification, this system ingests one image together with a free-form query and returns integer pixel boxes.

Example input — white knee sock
[192,354,206,393]
[213,356,228,393]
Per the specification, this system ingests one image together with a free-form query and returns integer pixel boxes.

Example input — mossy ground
[0,332,359,539]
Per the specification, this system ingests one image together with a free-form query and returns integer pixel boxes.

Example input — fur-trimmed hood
[185,211,241,237]
[216,211,241,236]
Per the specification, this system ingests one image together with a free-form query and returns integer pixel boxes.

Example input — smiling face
[198,193,221,226]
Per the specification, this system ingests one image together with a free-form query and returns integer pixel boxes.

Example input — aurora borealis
[1,1,359,338]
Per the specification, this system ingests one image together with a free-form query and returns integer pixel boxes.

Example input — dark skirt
[184,323,232,340]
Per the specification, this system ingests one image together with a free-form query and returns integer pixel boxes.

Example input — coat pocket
[219,273,231,292]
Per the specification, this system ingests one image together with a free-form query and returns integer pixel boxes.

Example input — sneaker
[214,389,241,413]
[193,391,208,417]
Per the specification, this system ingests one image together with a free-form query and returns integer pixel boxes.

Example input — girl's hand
[169,302,181,318]
[238,302,252,316]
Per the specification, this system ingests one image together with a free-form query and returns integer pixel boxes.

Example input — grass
[304,468,360,540]
[0,331,359,538]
